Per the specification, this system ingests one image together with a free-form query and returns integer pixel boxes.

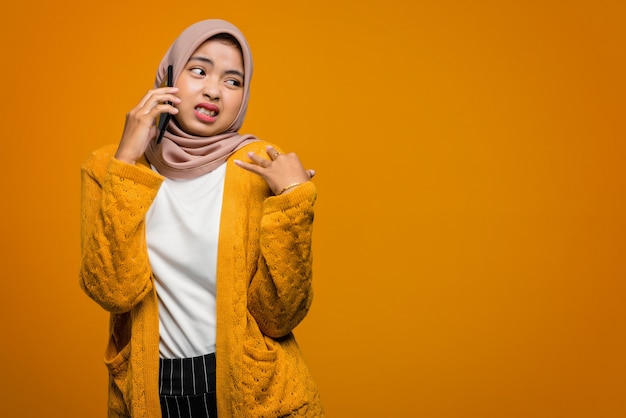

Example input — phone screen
[156,65,174,144]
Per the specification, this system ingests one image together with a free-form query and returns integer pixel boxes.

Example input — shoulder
[81,144,159,185]
[233,139,282,159]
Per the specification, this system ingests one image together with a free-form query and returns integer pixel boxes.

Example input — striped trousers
[159,353,218,418]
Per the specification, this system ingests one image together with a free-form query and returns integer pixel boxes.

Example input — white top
[145,163,226,359]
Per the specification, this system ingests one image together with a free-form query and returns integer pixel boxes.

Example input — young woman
[80,19,323,418]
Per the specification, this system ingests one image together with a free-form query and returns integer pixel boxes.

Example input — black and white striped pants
[159,353,218,418]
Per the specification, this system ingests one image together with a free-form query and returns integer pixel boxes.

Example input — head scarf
[145,19,257,179]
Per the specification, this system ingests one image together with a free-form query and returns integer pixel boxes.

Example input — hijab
[144,19,257,180]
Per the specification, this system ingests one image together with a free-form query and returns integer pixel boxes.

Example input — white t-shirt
[145,163,226,359]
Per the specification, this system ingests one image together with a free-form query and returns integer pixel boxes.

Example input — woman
[80,19,323,418]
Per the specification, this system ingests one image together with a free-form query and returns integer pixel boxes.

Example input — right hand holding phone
[115,87,180,165]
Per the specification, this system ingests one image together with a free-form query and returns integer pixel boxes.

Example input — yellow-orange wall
[2,1,625,416]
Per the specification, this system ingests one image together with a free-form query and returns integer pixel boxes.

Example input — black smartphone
[156,64,174,144]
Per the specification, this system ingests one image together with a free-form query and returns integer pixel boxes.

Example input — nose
[203,77,220,101]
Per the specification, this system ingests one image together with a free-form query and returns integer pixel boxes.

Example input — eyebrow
[188,56,244,79]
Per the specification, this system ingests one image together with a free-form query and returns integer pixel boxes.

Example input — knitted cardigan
[79,141,323,417]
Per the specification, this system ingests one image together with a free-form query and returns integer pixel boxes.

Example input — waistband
[159,352,216,396]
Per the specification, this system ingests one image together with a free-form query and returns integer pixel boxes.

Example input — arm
[79,148,164,313]
[247,181,317,338]
[80,85,176,312]
[234,144,318,337]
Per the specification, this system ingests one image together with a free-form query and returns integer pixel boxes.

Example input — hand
[115,87,180,164]
[234,145,315,195]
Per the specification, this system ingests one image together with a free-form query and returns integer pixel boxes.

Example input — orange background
[2,0,625,417]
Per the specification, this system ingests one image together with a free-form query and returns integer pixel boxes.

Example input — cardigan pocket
[242,335,307,416]
[103,314,132,417]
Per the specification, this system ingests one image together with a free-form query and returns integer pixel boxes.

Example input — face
[173,39,244,137]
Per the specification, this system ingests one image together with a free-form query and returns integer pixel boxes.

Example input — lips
[194,103,220,122]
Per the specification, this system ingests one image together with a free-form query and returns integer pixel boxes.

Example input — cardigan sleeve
[79,146,164,313]
[247,181,317,338]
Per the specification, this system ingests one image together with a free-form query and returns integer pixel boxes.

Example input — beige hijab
[144,19,257,179]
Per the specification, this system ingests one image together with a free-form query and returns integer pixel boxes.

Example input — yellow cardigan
[80,142,323,417]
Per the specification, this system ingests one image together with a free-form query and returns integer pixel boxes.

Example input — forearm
[79,154,164,313]
[247,181,317,337]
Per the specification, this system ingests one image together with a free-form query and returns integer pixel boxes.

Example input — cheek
[228,92,244,111]
[175,78,198,98]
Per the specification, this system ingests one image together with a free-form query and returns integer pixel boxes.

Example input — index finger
[138,87,179,108]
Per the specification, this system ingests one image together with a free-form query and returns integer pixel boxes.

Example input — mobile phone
[156,64,173,144]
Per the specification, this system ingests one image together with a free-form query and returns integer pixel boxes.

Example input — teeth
[197,107,217,117]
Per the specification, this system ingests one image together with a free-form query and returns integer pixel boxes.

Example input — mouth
[195,106,219,117]
[194,103,220,123]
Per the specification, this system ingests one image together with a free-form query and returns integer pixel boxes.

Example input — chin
[178,121,220,137]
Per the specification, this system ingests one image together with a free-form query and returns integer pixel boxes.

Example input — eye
[225,79,242,87]
[190,67,206,76]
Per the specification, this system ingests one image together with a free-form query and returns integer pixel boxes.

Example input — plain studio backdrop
[2,0,625,416]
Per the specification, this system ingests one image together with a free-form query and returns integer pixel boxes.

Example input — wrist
[276,182,303,195]
[114,149,138,165]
